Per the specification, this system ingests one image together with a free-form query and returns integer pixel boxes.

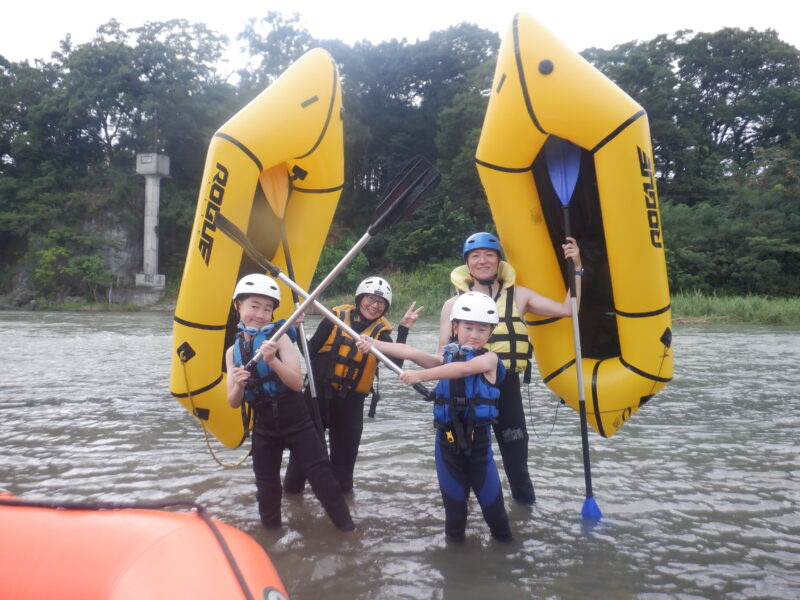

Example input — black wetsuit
[283,316,408,494]
[234,330,353,531]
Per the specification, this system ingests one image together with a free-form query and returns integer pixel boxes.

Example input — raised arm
[225,346,248,408]
[399,351,498,387]
[517,237,583,317]
[438,296,457,351]
[262,334,304,392]
[356,336,442,369]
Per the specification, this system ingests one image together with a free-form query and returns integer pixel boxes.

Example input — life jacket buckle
[445,430,455,444]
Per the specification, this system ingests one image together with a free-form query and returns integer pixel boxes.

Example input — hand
[355,334,373,353]
[293,312,306,325]
[562,237,582,270]
[259,340,278,363]
[399,301,424,328]
[399,370,421,386]
[231,366,250,388]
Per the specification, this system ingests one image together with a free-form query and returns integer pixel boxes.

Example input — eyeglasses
[361,295,387,308]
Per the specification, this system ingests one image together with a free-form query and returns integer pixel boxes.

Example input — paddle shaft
[262,267,431,399]
[266,230,371,346]
[216,213,427,397]
[563,206,595,499]
[279,227,318,396]
[279,224,322,435]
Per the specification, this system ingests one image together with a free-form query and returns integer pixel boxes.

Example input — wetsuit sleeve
[307,318,334,358]
[380,327,405,368]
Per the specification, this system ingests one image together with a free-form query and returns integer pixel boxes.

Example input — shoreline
[3,295,799,326]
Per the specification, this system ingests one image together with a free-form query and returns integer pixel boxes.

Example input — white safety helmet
[232,273,281,307]
[355,276,392,308]
[449,291,499,325]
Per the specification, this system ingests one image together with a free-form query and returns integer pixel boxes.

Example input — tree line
[1,13,798,302]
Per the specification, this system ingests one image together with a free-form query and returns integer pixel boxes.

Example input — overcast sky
[3,0,797,69]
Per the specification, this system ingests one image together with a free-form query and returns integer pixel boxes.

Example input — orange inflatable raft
[0,495,289,600]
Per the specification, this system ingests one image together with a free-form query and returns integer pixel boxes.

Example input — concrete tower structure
[135,153,169,289]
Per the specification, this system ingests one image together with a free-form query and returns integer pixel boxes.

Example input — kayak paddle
[544,135,603,521]
[215,155,440,399]
[214,213,433,400]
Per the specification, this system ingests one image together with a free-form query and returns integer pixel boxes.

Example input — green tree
[235,11,314,101]
[662,144,800,295]
[679,28,800,169]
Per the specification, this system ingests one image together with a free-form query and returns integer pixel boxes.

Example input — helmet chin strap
[475,277,496,286]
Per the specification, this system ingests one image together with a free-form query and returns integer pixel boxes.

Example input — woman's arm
[388,300,424,366]
[518,237,583,317]
[438,296,456,351]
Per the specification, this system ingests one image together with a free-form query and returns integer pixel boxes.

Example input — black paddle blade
[369,155,441,235]
[214,212,281,278]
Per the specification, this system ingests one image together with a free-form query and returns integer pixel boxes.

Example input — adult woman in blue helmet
[438,232,583,504]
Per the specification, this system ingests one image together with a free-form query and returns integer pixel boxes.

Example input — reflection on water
[1,311,798,599]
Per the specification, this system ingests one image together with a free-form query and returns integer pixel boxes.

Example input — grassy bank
[5,272,800,325]
[313,265,800,325]
[670,291,800,325]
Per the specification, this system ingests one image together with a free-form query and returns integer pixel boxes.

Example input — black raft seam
[173,316,227,331]
[592,360,607,438]
[591,110,646,154]
[296,55,339,160]
[171,375,223,399]
[292,183,345,194]
[474,158,533,173]
[543,359,576,384]
[525,316,562,326]
[513,14,547,136]
[213,133,263,172]
[620,356,672,383]
[614,303,671,319]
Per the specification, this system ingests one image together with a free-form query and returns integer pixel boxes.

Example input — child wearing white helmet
[226,273,354,532]
[283,276,424,495]
[356,291,512,543]
[440,231,583,506]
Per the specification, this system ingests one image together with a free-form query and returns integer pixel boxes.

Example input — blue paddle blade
[544,135,582,207]
[581,495,603,521]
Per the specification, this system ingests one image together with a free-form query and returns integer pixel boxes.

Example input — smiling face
[452,319,493,350]
[466,248,500,281]
[235,294,275,331]
[358,293,388,321]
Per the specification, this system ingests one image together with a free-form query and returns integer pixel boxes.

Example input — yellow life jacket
[316,305,393,396]
[450,262,532,373]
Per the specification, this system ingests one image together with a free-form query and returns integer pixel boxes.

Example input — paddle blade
[259,164,290,219]
[544,136,582,207]
[369,155,441,235]
[581,495,603,521]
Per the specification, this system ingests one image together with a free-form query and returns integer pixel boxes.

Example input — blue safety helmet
[462,232,503,261]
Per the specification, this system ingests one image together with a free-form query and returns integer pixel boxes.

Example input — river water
[0,310,798,599]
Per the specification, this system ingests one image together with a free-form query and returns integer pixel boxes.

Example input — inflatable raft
[0,495,289,599]
[476,13,673,437]
[170,48,344,448]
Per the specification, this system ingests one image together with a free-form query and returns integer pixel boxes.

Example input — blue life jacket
[432,344,504,453]
[232,319,298,404]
